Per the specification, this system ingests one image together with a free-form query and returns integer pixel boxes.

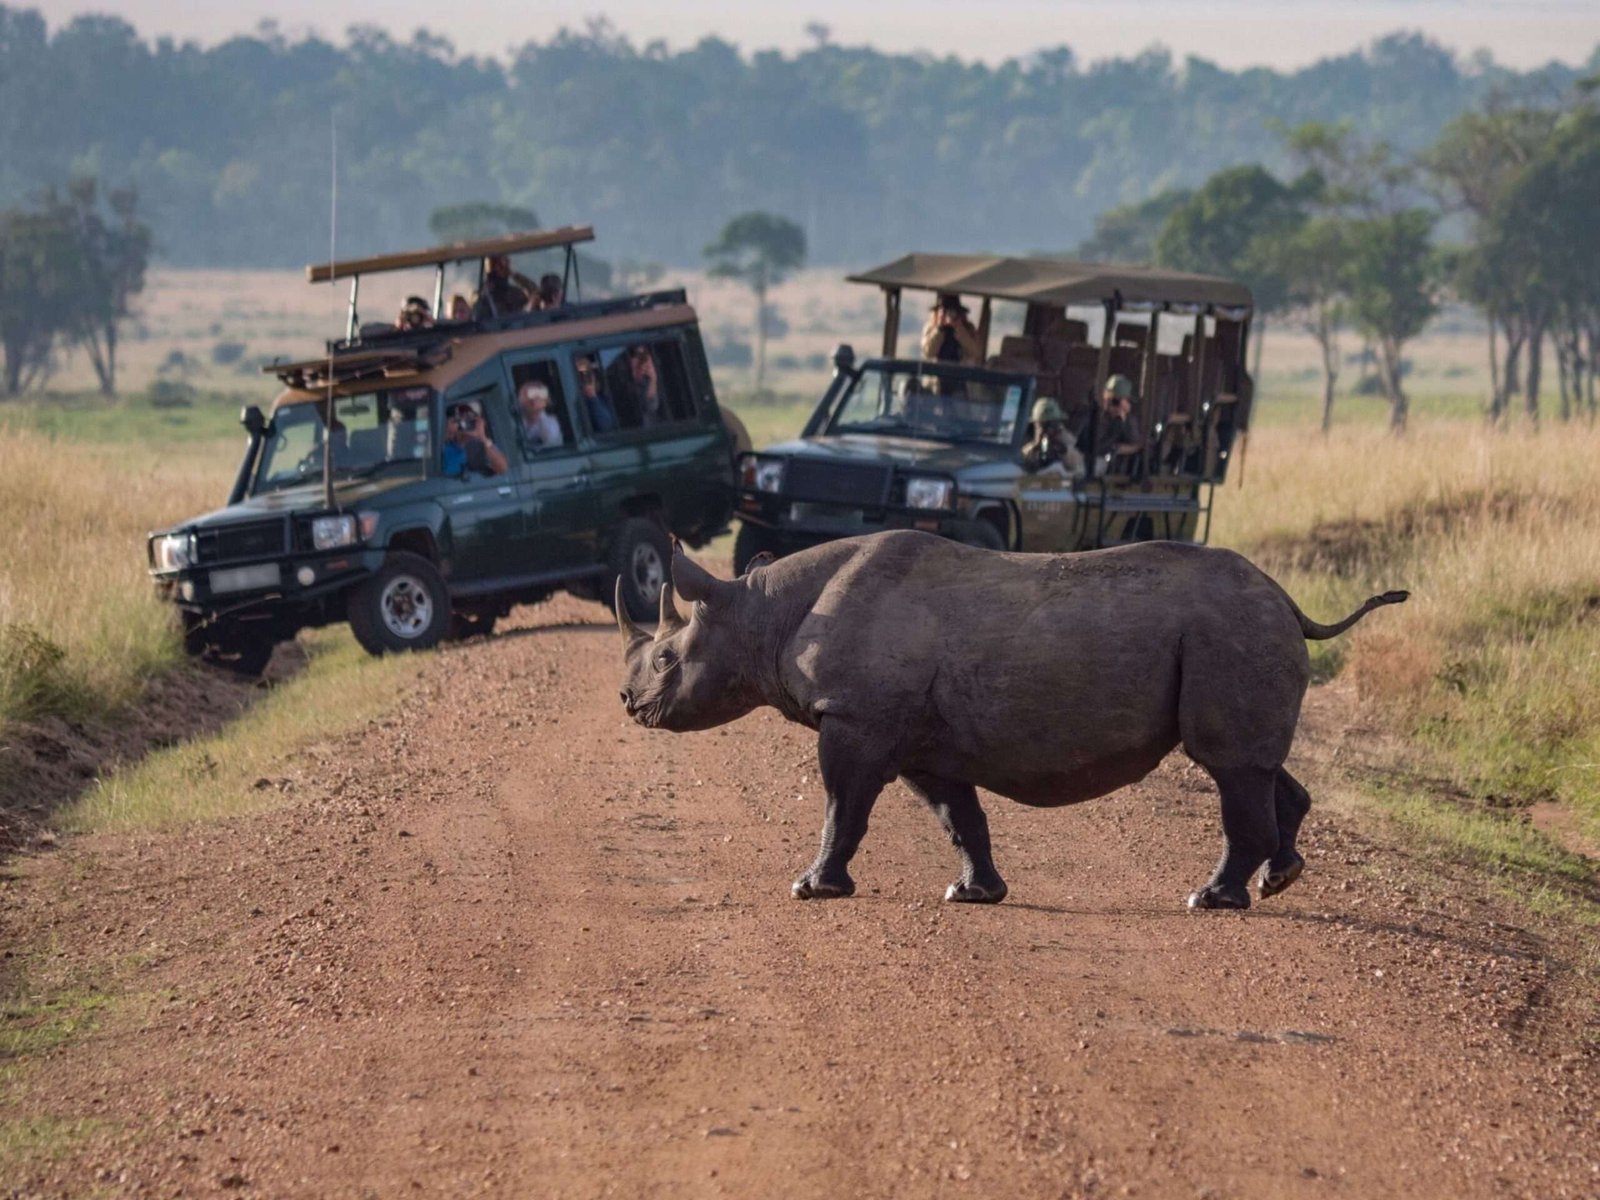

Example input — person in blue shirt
[440,402,508,476]
[575,355,619,434]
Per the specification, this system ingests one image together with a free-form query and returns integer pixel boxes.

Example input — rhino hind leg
[792,719,891,901]
[1188,765,1280,912]
[1258,768,1311,899]
[902,771,1008,904]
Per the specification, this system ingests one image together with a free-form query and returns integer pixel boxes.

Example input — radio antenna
[323,113,338,512]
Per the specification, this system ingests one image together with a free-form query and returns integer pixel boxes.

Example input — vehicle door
[503,352,600,572]
[578,331,726,538]
[436,368,531,584]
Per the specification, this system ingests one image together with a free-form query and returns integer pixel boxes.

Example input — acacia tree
[62,178,150,396]
[1284,122,1439,431]
[703,212,806,391]
[1254,216,1350,432]
[1344,209,1440,432]
[1423,105,1560,420]
[0,201,80,395]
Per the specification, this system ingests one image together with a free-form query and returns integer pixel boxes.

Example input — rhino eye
[653,650,675,671]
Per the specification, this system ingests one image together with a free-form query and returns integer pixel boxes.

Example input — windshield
[827,365,1025,446]
[255,386,434,493]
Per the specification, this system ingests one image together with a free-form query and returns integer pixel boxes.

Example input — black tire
[732,522,783,576]
[608,517,673,623]
[347,551,451,656]
[945,518,1007,552]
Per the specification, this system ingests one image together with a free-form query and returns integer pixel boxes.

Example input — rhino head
[617,550,761,732]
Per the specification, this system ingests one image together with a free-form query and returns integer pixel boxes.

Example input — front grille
[195,518,290,565]
[783,459,891,508]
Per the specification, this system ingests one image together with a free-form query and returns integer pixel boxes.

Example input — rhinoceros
[616,531,1406,911]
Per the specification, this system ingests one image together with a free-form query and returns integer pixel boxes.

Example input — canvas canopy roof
[847,253,1253,315]
[306,225,595,283]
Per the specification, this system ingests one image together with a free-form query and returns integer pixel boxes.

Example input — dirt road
[3,595,1596,1198]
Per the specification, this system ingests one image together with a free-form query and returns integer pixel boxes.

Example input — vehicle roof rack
[848,252,1253,315]
[304,225,599,341]
[263,343,451,391]
[306,225,596,284]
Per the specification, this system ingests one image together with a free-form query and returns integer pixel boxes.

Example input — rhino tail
[1294,589,1410,641]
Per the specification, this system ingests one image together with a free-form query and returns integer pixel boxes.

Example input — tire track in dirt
[2,595,1596,1198]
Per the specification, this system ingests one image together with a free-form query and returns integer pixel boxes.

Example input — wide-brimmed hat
[1104,374,1133,399]
[1032,397,1066,424]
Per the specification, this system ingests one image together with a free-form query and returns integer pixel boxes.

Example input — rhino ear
[672,546,733,611]
[656,578,687,638]
[615,577,650,649]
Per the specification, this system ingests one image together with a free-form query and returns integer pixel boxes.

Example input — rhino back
[769,532,1306,802]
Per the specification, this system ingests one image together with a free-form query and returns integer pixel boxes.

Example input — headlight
[152,532,194,572]
[904,476,954,510]
[311,514,359,550]
[740,455,786,495]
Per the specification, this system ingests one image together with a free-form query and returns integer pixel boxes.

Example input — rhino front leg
[903,771,1007,903]
[792,718,893,900]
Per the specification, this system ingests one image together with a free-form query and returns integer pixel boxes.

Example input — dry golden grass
[0,425,233,721]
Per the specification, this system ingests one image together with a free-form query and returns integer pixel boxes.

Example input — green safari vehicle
[732,253,1255,573]
[148,227,735,672]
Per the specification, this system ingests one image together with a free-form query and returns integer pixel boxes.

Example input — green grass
[0,386,254,446]
[62,629,420,832]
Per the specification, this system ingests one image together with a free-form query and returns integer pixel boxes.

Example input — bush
[707,339,753,368]
[146,380,196,409]
[210,340,247,366]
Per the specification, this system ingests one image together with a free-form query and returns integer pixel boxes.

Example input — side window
[598,338,697,433]
[439,381,509,477]
[508,359,574,455]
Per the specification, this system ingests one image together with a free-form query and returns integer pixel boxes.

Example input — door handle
[497,485,513,496]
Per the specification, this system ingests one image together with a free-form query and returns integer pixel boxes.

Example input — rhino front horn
[615,577,648,646]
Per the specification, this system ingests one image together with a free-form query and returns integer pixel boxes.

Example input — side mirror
[241,405,266,436]
[832,343,855,375]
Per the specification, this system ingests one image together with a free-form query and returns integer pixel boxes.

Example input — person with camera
[441,402,508,477]
[920,293,982,366]
[472,254,537,320]
[1021,397,1085,477]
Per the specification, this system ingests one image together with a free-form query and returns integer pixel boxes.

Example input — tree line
[1081,82,1600,429]
[0,4,1594,268]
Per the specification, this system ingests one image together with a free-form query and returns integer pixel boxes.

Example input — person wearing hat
[1022,396,1085,476]
[396,295,434,331]
[1082,373,1143,465]
[920,292,982,366]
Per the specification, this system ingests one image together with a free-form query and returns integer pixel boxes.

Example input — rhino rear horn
[657,578,686,637]
[672,546,733,609]
[615,577,649,647]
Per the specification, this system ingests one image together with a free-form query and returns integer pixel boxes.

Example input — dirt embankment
[2,596,1596,1199]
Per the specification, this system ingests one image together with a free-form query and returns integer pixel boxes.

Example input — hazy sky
[29,0,1600,68]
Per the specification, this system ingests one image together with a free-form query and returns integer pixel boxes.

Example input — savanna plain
[0,269,1597,1198]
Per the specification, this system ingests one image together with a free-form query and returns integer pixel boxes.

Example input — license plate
[209,563,281,594]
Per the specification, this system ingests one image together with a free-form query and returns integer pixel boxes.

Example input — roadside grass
[1215,419,1600,901]
[61,629,420,832]
[0,421,233,726]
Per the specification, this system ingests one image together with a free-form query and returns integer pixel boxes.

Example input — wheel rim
[630,542,665,604]
[379,574,434,639]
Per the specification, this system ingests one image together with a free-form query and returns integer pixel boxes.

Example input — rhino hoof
[945,879,1008,904]
[1187,884,1251,911]
[791,873,855,900]
[1258,855,1305,899]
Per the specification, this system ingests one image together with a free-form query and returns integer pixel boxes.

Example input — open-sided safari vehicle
[732,253,1254,573]
[148,227,734,673]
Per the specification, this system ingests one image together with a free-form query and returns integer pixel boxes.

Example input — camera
[456,411,478,433]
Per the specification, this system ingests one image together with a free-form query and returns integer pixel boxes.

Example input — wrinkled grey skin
[617,530,1407,911]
